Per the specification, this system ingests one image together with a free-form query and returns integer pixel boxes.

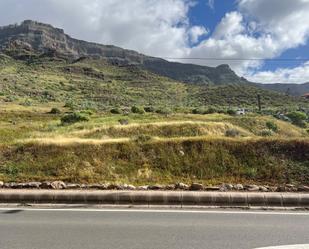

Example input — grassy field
[0,103,308,185]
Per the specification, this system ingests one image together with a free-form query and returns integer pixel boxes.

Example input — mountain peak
[20,19,65,34]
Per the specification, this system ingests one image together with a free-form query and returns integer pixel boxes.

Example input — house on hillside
[302,93,309,99]
[236,108,246,115]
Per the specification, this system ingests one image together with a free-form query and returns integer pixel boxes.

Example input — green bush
[227,109,237,115]
[134,134,153,143]
[144,106,155,113]
[286,111,308,128]
[110,108,123,114]
[80,109,94,116]
[118,119,129,125]
[49,108,61,114]
[64,100,76,110]
[204,107,218,114]
[192,108,206,114]
[225,128,240,137]
[156,107,172,115]
[259,129,273,137]
[266,121,278,132]
[131,106,145,114]
[20,99,32,106]
[61,112,89,125]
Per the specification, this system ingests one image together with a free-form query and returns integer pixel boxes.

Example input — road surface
[0,208,308,249]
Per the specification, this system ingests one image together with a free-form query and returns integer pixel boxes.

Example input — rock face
[0,20,248,85]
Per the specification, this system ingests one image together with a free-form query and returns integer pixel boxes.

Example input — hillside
[0,53,307,110]
[255,82,309,96]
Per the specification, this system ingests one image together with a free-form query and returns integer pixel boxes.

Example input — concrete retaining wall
[0,190,308,207]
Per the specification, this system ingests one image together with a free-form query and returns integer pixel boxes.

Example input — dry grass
[23,137,131,146]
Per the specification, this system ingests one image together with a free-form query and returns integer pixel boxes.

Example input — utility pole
[257,94,262,112]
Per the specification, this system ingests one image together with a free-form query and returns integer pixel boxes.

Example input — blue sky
[0,0,308,83]
[188,0,309,75]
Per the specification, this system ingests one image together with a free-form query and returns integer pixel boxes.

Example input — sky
[0,0,309,84]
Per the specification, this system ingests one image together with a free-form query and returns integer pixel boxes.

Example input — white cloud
[245,62,309,84]
[184,0,309,82]
[189,26,208,43]
[0,0,201,58]
[207,0,215,9]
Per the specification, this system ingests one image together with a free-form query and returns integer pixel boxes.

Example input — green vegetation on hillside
[0,102,308,185]
[1,53,308,111]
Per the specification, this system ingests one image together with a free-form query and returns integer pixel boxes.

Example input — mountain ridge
[255,82,309,96]
[0,20,246,85]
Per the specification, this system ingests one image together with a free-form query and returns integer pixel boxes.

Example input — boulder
[205,186,220,191]
[4,182,18,189]
[234,184,244,191]
[66,184,81,189]
[88,184,103,189]
[245,185,259,192]
[276,186,287,192]
[298,185,309,192]
[190,183,204,191]
[259,186,269,192]
[220,184,233,191]
[122,184,136,190]
[175,183,189,190]
[26,182,42,189]
[148,184,164,190]
[51,181,66,190]
[137,185,149,191]
[41,181,52,189]
[164,184,175,190]
[107,184,122,190]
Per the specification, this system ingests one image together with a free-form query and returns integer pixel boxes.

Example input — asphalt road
[0,208,308,249]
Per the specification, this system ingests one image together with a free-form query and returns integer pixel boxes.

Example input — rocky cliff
[0,20,248,85]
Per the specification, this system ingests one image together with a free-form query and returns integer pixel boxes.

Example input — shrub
[144,106,155,113]
[131,106,145,114]
[156,107,172,115]
[134,134,153,143]
[80,109,94,116]
[64,100,76,110]
[61,112,89,125]
[259,129,273,137]
[225,128,240,137]
[204,107,218,114]
[192,108,206,114]
[227,109,237,115]
[266,121,278,132]
[110,108,122,114]
[20,99,32,106]
[286,111,308,127]
[118,119,129,125]
[49,108,61,114]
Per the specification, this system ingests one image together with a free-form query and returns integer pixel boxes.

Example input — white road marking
[0,208,309,215]
[255,245,309,249]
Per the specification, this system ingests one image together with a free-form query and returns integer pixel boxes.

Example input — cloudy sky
[0,0,309,83]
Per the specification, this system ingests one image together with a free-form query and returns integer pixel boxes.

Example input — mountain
[0,20,307,109]
[255,82,309,96]
[0,20,246,85]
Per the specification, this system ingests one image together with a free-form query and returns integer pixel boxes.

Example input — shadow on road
[0,209,24,214]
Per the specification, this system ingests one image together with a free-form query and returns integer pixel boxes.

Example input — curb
[0,190,309,208]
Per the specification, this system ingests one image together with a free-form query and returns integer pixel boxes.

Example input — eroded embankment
[0,138,308,185]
